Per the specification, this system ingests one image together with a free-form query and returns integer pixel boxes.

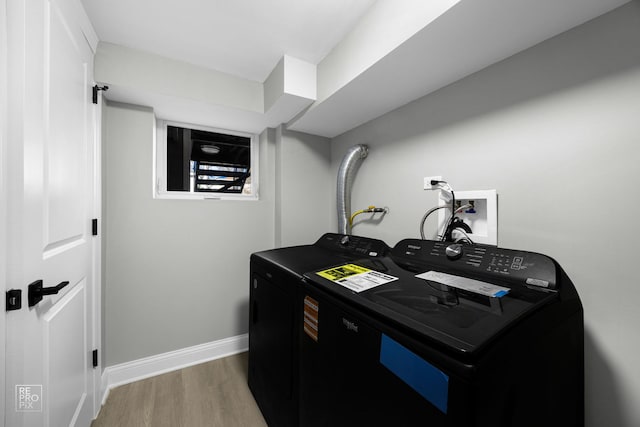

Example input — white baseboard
[99,334,248,407]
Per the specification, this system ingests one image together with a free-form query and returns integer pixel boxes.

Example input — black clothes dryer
[248,233,389,427]
[300,239,584,427]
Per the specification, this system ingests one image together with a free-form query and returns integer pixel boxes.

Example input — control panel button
[445,244,464,260]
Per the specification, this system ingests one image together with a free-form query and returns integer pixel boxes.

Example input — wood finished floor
[92,352,268,427]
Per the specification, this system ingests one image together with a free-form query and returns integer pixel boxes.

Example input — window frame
[154,119,259,200]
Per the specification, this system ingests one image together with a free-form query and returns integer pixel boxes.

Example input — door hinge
[92,218,98,236]
[6,289,22,311]
[92,349,99,368]
[92,85,109,104]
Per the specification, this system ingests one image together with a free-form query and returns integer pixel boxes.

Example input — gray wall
[275,127,332,247]
[102,105,332,366]
[331,3,640,426]
[102,103,277,366]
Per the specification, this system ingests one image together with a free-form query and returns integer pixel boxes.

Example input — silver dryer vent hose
[337,144,369,235]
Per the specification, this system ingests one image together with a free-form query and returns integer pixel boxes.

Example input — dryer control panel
[392,239,557,290]
[315,233,390,258]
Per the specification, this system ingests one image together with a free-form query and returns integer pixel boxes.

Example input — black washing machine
[300,239,583,427]
[248,233,389,427]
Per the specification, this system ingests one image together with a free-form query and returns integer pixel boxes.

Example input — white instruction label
[416,271,510,298]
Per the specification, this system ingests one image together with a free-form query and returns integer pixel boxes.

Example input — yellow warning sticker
[316,264,398,293]
[317,264,371,281]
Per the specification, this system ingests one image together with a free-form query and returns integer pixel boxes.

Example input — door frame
[74,4,103,416]
[91,85,104,416]
[1,0,8,422]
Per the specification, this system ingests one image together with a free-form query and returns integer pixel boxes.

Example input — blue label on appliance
[379,334,449,413]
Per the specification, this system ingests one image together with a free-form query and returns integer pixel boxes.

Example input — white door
[4,0,99,425]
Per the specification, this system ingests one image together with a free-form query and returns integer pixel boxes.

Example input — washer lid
[305,256,558,356]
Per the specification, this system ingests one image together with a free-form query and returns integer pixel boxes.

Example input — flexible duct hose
[337,144,368,235]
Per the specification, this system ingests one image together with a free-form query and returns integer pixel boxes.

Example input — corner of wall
[274,125,284,248]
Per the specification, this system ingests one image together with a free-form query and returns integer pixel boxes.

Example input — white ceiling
[81,0,376,83]
[83,0,633,138]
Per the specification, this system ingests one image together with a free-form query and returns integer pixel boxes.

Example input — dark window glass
[166,125,251,193]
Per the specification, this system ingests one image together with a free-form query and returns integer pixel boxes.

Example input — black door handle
[28,280,70,307]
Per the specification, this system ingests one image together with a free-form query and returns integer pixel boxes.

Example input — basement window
[155,120,258,200]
